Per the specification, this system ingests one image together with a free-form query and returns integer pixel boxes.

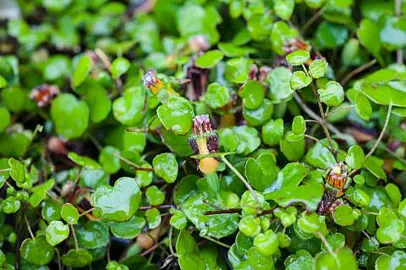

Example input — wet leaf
[290,71,312,90]
[109,215,146,239]
[20,236,55,266]
[240,80,264,110]
[62,248,93,268]
[153,153,178,183]
[61,203,79,225]
[286,50,310,66]
[92,177,141,221]
[203,83,230,109]
[318,81,344,107]
[45,221,69,246]
[157,97,195,135]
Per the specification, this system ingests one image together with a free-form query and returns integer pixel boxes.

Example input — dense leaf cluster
[0,0,405,269]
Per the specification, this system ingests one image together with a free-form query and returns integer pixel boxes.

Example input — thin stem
[365,103,393,161]
[204,208,242,215]
[24,215,34,239]
[317,232,336,259]
[304,134,320,142]
[308,79,337,160]
[168,227,177,257]
[301,5,327,34]
[54,248,62,270]
[384,146,406,166]
[363,211,378,215]
[70,225,79,250]
[88,134,102,151]
[294,90,350,143]
[115,154,154,172]
[0,168,11,173]
[95,48,112,72]
[340,59,377,85]
[139,205,173,211]
[325,105,356,117]
[201,235,231,249]
[79,208,94,217]
[221,156,261,212]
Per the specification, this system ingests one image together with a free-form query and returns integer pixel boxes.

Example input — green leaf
[0,75,7,88]
[8,158,25,183]
[309,59,328,79]
[61,203,79,224]
[29,179,54,207]
[153,153,178,183]
[290,71,312,90]
[99,146,121,174]
[267,67,294,103]
[146,186,165,205]
[253,230,279,256]
[305,139,337,169]
[274,0,295,20]
[298,212,320,233]
[68,152,101,169]
[333,205,356,226]
[0,107,11,133]
[280,132,305,161]
[1,87,25,113]
[109,215,146,239]
[364,156,387,181]
[111,57,130,79]
[20,236,55,266]
[314,22,348,50]
[41,199,62,222]
[357,19,382,63]
[386,183,401,206]
[170,209,187,230]
[240,80,265,109]
[292,115,306,135]
[72,55,92,88]
[2,196,21,214]
[345,145,364,170]
[264,163,309,193]
[315,247,358,270]
[239,216,261,237]
[355,92,372,121]
[174,175,199,206]
[247,14,273,41]
[145,208,161,229]
[375,251,406,270]
[318,81,344,107]
[262,118,284,146]
[62,248,93,268]
[379,15,406,51]
[79,78,111,123]
[225,57,253,83]
[245,154,277,191]
[195,50,224,68]
[243,99,273,127]
[304,0,325,9]
[113,86,146,126]
[92,177,141,221]
[50,94,89,139]
[76,220,109,249]
[286,50,310,66]
[45,221,70,246]
[157,97,194,135]
[265,184,324,211]
[203,83,230,108]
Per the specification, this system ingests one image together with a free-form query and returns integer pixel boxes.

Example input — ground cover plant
[0,0,405,269]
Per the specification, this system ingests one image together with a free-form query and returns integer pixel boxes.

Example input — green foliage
[0,0,405,269]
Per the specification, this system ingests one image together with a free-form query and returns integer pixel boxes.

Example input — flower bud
[142,69,164,95]
[30,84,60,107]
[188,115,219,174]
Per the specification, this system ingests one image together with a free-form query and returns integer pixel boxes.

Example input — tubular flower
[142,69,164,95]
[30,84,60,107]
[327,162,348,197]
[188,115,219,174]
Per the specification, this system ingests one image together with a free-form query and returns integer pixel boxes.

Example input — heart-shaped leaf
[76,220,109,249]
[50,94,89,140]
[290,71,312,90]
[20,236,55,266]
[92,177,141,221]
[240,80,265,110]
[204,82,230,108]
[61,203,79,224]
[8,158,25,183]
[315,247,358,270]
[153,153,178,183]
[157,97,194,135]
[109,215,146,239]
[111,57,130,79]
[113,86,146,126]
[45,221,70,246]
[309,59,328,79]
[286,50,310,66]
[245,154,277,191]
[62,248,93,268]
[345,145,364,170]
[318,81,344,107]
